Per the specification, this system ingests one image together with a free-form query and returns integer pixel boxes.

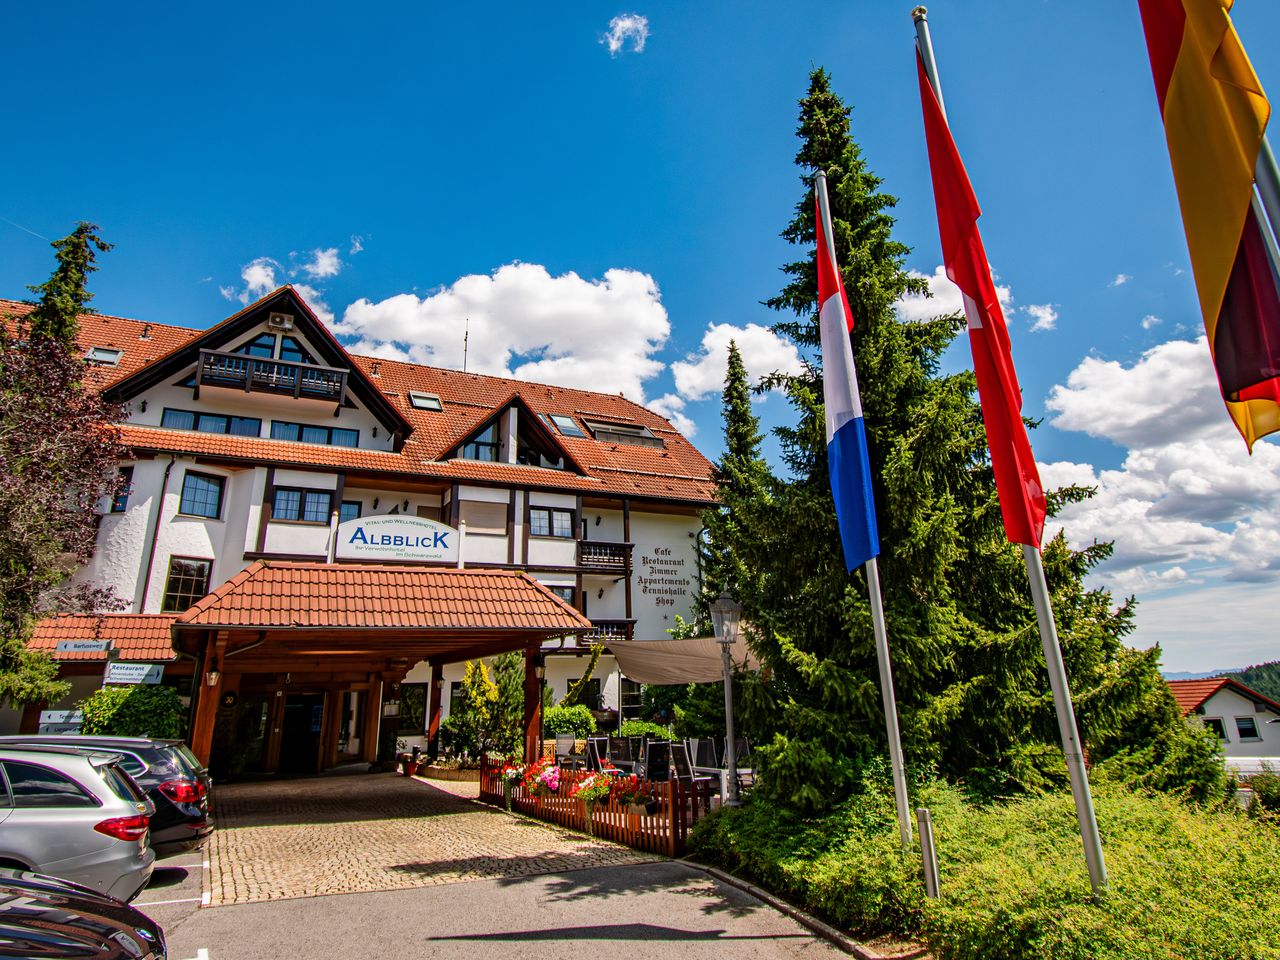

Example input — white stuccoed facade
[4,287,715,755]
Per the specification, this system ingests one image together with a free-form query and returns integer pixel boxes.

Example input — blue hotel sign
[335,515,459,564]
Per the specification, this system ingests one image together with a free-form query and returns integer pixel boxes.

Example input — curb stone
[681,859,883,960]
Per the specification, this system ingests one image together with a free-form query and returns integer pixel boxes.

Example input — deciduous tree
[0,223,127,709]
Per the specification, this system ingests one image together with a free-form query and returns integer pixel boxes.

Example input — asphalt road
[154,860,845,960]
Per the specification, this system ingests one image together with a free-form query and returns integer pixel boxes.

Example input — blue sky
[3,2,1278,672]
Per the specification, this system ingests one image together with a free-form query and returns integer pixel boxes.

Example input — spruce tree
[26,223,112,345]
[730,69,1195,811]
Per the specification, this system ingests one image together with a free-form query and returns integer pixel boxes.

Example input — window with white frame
[409,391,443,411]
[86,346,122,365]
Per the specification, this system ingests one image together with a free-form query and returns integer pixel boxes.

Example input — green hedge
[619,719,671,739]
[542,704,596,738]
[690,778,1280,960]
[78,685,185,739]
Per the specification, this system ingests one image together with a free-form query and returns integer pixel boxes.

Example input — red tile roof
[1167,677,1280,715]
[1,296,717,505]
[175,561,593,632]
[29,615,180,662]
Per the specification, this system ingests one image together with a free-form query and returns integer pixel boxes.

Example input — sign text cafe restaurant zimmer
[2,286,715,777]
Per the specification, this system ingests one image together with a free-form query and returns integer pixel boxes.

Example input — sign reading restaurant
[336,515,460,564]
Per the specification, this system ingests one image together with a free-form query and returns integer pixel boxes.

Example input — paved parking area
[205,772,659,905]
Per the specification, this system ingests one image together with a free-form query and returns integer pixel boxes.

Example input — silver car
[0,745,155,902]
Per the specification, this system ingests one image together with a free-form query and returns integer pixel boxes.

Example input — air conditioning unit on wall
[267,312,295,331]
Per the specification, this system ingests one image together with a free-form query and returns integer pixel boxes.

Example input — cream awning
[606,635,758,685]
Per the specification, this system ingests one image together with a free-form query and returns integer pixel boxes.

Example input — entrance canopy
[171,561,592,668]
[606,635,758,685]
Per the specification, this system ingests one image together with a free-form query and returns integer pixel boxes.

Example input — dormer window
[459,422,500,462]
[582,418,664,449]
[409,391,443,411]
[87,347,122,366]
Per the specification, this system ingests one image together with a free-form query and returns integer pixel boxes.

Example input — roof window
[547,414,585,437]
[87,346,123,366]
[583,419,664,449]
[409,391,443,411]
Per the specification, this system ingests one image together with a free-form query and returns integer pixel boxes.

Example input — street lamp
[709,591,743,807]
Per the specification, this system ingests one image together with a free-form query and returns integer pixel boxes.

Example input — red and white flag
[916,51,1047,548]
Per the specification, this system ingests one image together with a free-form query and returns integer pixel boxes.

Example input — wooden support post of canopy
[523,645,543,763]
[190,633,228,766]
[361,673,383,765]
[426,663,444,761]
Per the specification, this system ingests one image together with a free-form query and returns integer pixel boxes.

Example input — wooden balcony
[577,540,633,573]
[582,619,634,643]
[194,350,348,412]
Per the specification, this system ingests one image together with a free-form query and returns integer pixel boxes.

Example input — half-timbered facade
[2,286,716,775]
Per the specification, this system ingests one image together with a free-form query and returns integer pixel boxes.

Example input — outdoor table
[693,764,753,799]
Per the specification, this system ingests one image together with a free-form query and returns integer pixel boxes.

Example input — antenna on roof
[463,318,469,373]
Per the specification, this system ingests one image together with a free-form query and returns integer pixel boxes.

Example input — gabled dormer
[447,394,587,473]
[103,287,413,450]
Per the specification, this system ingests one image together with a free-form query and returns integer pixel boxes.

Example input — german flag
[1138,0,1280,449]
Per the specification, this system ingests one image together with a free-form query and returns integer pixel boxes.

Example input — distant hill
[1225,661,1280,702]
[1163,670,1230,681]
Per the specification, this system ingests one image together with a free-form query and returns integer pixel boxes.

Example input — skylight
[409,391,443,411]
[86,346,123,366]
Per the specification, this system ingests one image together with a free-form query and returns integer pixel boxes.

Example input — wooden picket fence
[477,755,714,857]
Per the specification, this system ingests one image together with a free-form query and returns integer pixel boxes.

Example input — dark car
[0,737,213,855]
[0,867,165,958]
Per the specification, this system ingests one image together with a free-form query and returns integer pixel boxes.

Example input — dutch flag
[815,171,880,572]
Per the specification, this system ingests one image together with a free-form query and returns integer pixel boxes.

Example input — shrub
[543,704,596,738]
[691,776,1280,960]
[78,685,185,739]
[1248,762,1280,818]
[619,719,671,739]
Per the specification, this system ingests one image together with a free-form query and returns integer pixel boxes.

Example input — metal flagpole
[814,169,912,850]
[866,557,913,850]
[912,6,1108,895]
[1022,547,1109,894]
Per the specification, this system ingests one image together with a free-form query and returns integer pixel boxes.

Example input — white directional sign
[335,515,460,564]
[56,639,110,653]
[38,710,83,734]
[104,662,164,685]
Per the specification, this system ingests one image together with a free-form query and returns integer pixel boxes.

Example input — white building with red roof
[3,287,717,775]
[1167,677,1280,779]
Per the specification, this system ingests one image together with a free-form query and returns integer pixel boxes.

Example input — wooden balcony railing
[195,350,348,409]
[583,619,634,643]
[577,540,632,573]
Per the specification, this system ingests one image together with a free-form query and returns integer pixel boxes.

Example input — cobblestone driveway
[207,773,659,905]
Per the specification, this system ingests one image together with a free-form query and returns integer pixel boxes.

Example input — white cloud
[894,264,1012,324]
[349,235,364,255]
[337,262,670,401]
[1042,335,1280,604]
[299,247,341,280]
[1131,580,1280,672]
[1110,273,1131,287]
[1026,303,1058,332]
[669,322,803,403]
[648,393,696,437]
[1141,314,1162,330]
[602,13,649,56]
[220,256,282,304]
[1045,336,1223,448]
[292,283,334,326]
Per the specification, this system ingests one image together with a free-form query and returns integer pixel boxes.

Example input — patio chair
[609,736,633,763]
[554,734,576,765]
[634,740,671,782]
[585,737,610,772]
[690,738,719,769]
[671,742,716,806]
